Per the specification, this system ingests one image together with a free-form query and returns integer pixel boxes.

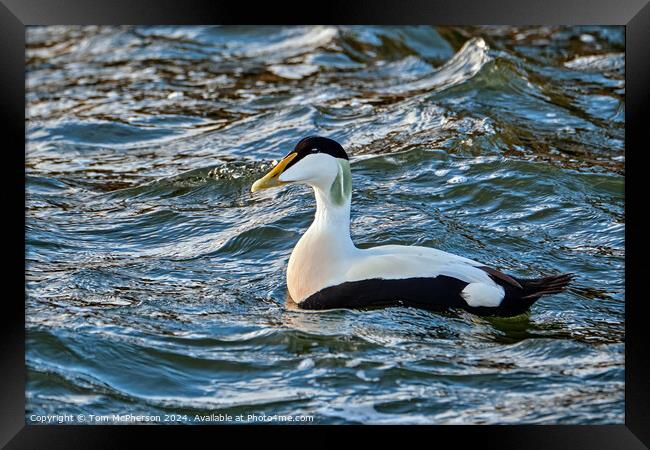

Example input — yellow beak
[251,153,298,193]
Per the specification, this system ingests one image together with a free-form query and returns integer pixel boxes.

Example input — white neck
[311,185,353,245]
[308,158,355,251]
[287,160,357,302]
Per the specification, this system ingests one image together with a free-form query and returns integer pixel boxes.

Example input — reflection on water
[26,25,624,424]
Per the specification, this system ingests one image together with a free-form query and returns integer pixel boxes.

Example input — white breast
[287,224,353,302]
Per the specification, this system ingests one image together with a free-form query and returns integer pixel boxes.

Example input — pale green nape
[329,159,352,205]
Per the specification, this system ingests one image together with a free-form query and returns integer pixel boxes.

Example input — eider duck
[251,136,572,317]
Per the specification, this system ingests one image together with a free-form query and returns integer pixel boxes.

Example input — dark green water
[26,26,624,424]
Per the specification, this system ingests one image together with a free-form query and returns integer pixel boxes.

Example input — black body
[299,272,573,317]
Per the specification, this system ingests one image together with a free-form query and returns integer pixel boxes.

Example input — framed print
[2,0,649,447]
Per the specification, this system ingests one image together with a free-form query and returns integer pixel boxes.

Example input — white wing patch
[461,283,505,307]
[345,245,493,286]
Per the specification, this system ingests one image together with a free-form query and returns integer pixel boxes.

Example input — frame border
[4,0,648,447]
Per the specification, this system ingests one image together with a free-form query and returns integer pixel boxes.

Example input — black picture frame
[3,0,649,447]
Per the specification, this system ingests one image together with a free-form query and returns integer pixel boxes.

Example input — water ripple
[26,25,624,424]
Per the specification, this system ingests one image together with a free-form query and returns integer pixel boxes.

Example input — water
[26,26,624,424]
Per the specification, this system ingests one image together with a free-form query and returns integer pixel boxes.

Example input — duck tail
[518,273,574,299]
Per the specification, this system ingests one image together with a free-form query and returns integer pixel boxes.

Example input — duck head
[251,136,351,205]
